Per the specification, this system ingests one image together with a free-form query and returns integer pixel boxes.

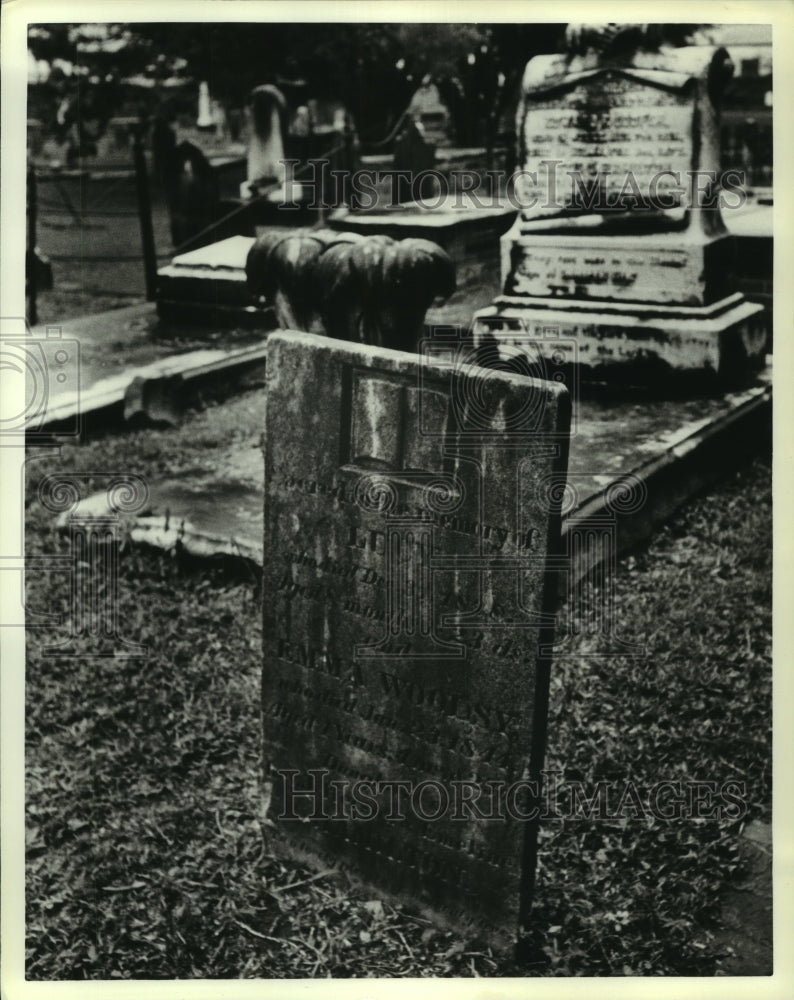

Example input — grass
[24,391,771,978]
[31,177,172,327]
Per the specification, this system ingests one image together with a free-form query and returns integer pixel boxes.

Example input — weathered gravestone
[245,84,288,199]
[261,330,570,948]
[407,78,454,149]
[164,141,220,249]
[474,27,767,381]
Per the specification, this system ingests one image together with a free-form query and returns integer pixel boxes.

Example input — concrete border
[564,377,771,586]
[53,366,771,588]
[32,342,269,435]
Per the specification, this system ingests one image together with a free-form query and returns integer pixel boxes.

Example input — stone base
[156,234,277,326]
[156,235,255,306]
[472,292,766,383]
[501,225,735,306]
[60,357,771,593]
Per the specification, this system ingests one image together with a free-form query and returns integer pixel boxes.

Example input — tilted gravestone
[474,28,767,381]
[261,330,570,948]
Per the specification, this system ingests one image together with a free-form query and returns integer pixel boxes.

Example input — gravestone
[197,81,214,131]
[261,330,570,948]
[165,141,220,249]
[245,84,288,199]
[474,28,767,381]
[408,78,453,148]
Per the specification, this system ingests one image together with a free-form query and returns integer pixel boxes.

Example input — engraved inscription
[262,332,569,947]
[520,74,693,213]
[508,241,700,303]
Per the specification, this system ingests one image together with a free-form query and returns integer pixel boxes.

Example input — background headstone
[475,34,767,381]
[245,84,288,197]
[407,77,454,148]
[262,331,570,948]
[164,140,220,248]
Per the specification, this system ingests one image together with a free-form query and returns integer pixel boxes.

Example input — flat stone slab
[28,302,265,392]
[159,234,255,273]
[68,359,770,591]
[156,234,276,324]
[157,235,261,297]
[56,476,263,568]
[329,197,515,229]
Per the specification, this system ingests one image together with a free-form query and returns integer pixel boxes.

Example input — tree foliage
[28,21,566,142]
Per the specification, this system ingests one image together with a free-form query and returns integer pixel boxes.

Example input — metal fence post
[132,121,158,301]
[27,164,38,325]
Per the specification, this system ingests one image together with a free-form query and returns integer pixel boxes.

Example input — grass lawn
[24,390,771,979]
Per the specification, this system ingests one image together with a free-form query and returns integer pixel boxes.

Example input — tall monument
[473,24,767,381]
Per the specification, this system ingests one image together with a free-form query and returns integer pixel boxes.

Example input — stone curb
[55,374,771,590]
[32,343,269,434]
[564,378,772,576]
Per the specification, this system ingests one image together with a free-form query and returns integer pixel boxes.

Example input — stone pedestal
[502,227,736,306]
[475,39,768,381]
[473,292,766,383]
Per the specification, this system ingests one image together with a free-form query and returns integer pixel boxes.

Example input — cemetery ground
[25,381,771,978]
[24,161,772,977]
[30,172,171,326]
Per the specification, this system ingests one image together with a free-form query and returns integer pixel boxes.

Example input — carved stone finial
[563,23,712,60]
[246,230,456,351]
[565,23,660,57]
